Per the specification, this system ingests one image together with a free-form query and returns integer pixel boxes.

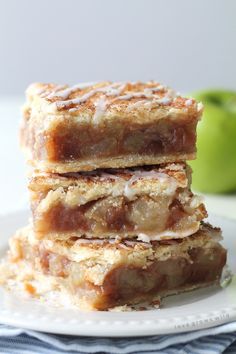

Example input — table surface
[0,97,236,220]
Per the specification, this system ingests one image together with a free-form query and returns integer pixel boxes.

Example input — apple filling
[30,119,196,162]
[97,245,226,310]
[14,238,226,310]
[32,194,206,239]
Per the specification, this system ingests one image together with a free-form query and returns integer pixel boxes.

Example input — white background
[0,0,235,216]
[0,0,235,94]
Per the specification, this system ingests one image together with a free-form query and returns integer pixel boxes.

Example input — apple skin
[189,90,236,194]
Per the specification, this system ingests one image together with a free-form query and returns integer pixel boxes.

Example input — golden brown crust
[42,222,222,261]
[26,153,197,173]
[12,222,221,265]
[24,81,203,115]
[28,163,207,241]
[21,81,202,172]
[29,163,190,190]
[1,222,226,310]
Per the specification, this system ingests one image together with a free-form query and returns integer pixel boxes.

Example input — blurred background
[0,0,236,94]
[0,0,235,215]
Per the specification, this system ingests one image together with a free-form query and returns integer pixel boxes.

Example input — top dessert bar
[21,81,203,172]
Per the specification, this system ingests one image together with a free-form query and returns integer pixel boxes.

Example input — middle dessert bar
[29,163,207,241]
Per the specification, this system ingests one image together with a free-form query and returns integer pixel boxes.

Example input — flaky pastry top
[23,81,203,125]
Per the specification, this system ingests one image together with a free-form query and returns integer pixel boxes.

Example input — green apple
[189,89,236,194]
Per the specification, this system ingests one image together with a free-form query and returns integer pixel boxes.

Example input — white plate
[0,210,235,337]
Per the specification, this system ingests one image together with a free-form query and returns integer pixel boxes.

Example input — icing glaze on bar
[46,82,177,115]
[137,224,200,242]
[47,82,98,100]
[123,171,178,200]
[54,83,125,109]
[93,97,108,124]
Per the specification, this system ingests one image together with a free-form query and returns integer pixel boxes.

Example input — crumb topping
[26,81,202,116]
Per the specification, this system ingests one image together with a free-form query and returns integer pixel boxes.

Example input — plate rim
[0,301,235,337]
[0,210,235,337]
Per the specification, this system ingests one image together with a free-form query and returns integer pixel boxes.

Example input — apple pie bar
[1,223,226,310]
[29,163,207,241]
[21,81,203,173]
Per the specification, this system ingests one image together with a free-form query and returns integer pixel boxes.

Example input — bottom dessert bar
[1,223,226,311]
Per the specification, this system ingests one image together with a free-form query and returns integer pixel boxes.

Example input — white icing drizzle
[97,84,131,122]
[127,97,170,111]
[105,83,126,96]
[123,171,177,200]
[117,86,166,101]
[35,85,66,98]
[56,89,98,108]
[55,83,125,109]
[126,100,146,111]
[60,168,179,200]
[143,97,173,109]
[137,233,151,243]
[93,97,108,124]
[68,107,79,113]
[47,82,97,100]
[143,86,165,95]
[137,223,200,242]
[117,92,150,101]
[92,83,127,123]
[156,96,172,105]
[39,81,188,120]
[54,83,170,108]
[120,86,175,111]
[64,168,180,190]
[185,98,193,106]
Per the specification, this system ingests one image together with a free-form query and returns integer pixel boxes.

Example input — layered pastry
[0,80,228,313]
[1,223,226,311]
[21,81,203,173]
[29,163,207,241]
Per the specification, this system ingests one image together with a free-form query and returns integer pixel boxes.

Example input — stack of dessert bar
[1,82,227,310]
